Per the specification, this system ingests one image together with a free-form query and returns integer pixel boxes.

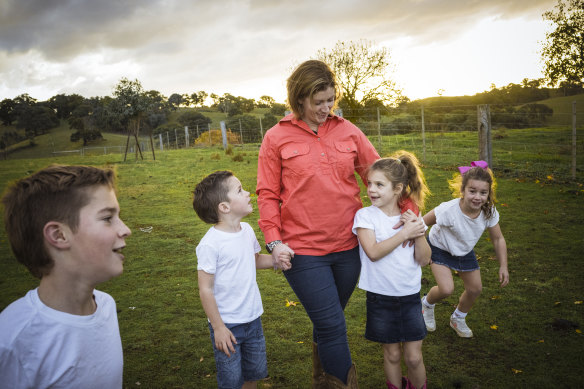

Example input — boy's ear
[43,221,71,249]
[218,201,230,214]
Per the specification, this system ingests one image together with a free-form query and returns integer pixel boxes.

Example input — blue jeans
[283,246,360,382]
[208,317,268,389]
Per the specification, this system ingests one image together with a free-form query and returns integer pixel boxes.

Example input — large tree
[541,0,584,95]
[112,78,152,160]
[316,39,402,121]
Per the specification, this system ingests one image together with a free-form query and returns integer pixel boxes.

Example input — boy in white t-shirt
[194,170,287,389]
[0,165,131,389]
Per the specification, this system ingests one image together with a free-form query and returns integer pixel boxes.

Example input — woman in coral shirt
[257,60,380,388]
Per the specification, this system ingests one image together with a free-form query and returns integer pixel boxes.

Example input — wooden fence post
[477,104,492,167]
[572,101,577,180]
[220,121,228,150]
[421,105,426,162]
[377,107,382,149]
[259,117,264,140]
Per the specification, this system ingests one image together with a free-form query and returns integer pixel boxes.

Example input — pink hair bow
[458,160,488,175]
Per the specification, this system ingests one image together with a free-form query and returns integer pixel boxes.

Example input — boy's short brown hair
[193,171,233,224]
[2,165,116,279]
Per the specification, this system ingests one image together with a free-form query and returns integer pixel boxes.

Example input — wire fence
[23,102,584,183]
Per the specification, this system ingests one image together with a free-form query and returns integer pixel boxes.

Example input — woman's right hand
[272,243,294,270]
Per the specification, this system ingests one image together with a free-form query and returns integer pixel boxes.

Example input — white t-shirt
[196,222,263,324]
[352,206,425,297]
[428,198,500,256]
[0,289,123,389]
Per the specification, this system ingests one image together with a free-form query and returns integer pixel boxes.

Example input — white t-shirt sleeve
[434,199,457,227]
[487,206,500,227]
[352,208,374,235]
[243,223,261,255]
[196,243,218,274]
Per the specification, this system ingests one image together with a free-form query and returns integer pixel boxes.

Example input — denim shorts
[365,292,427,344]
[208,316,268,388]
[429,239,480,272]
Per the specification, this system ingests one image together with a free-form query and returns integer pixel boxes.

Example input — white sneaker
[450,315,473,338]
[421,301,436,332]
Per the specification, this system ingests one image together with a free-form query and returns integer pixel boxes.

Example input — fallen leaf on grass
[286,299,298,307]
[554,301,561,306]
[577,329,582,334]
[297,341,304,344]
[200,357,204,362]
[538,339,544,343]
[491,295,500,300]
[490,325,498,330]
[512,368,523,374]
[575,301,583,305]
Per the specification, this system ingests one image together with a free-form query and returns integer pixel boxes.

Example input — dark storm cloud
[0,0,557,100]
[1,0,554,60]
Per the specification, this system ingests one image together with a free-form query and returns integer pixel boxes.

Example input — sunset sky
[0,0,558,103]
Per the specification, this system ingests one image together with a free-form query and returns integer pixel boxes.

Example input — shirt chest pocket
[334,141,358,178]
[281,143,314,176]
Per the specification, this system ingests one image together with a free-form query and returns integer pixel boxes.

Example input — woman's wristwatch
[265,240,282,253]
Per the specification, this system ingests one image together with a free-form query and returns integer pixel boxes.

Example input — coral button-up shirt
[256,113,380,256]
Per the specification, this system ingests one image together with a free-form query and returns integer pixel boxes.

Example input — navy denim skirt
[429,239,480,272]
[365,291,427,344]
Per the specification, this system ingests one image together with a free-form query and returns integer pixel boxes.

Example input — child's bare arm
[197,270,237,356]
[256,253,275,269]
[357,218,425,261]
[488,224,509,287]
[413,234,431,266]
[423,209,436,227]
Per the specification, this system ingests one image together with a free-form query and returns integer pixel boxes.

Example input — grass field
[0,146,583,388]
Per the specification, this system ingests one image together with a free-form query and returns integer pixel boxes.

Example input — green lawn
[0,146,583,388]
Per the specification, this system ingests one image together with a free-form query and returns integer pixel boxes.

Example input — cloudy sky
[0,0,557,103]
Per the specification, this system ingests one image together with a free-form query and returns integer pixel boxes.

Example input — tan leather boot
[312,342,326,388]
[324,364,358,389]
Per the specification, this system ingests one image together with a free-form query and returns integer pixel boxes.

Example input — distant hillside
[535,93,584,126]
[409,93,584,128]
[1,120,148,160]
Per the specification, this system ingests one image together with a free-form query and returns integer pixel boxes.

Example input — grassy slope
[536,93,584,126]
[0,148,582,388]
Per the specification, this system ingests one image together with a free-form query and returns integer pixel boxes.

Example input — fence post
[377,107,382,149]
[239,119,243,144]
[159,133,163,152]
[572,101,577,180]
[259,117,264,140]
[477,104,492,167]
[421,105,426,162]
[220,121,228,150]
[174,129,178,149]
[185,126,189,148]
[208,123,212,145]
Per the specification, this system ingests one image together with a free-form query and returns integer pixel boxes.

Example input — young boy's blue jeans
[283,246,360,382]
[208,316,268,389]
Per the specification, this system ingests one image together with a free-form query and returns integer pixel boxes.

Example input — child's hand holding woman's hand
[401,217,426,241]
[272,243,294,271]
